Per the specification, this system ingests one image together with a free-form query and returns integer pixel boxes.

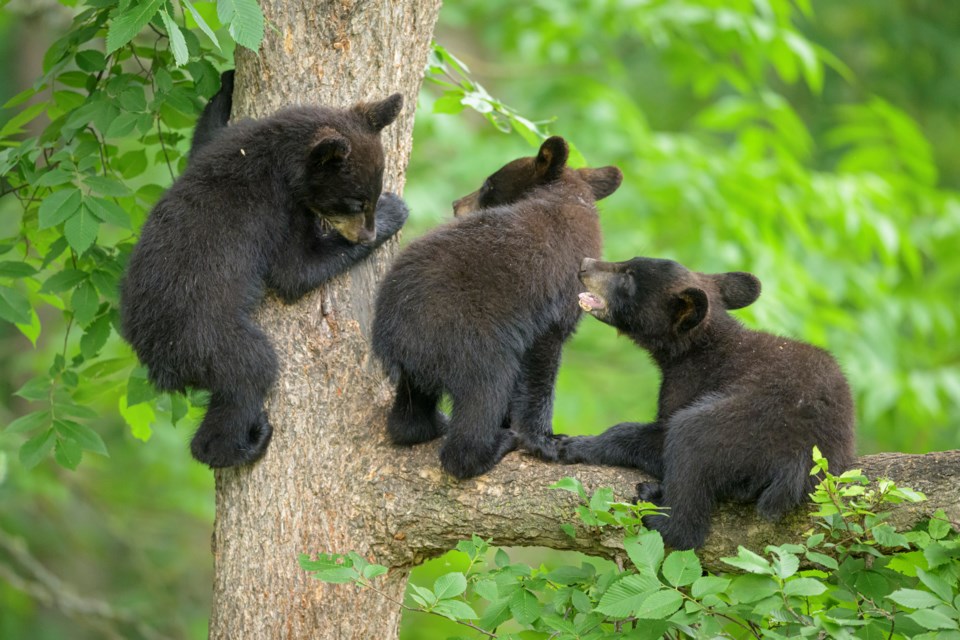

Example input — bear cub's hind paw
[190,412,273,469]
[387,410,448,446]
[439,430,518,479]
[634,481,664,505]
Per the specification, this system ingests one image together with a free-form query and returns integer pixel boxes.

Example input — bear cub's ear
[352,93,403,132]
[713,272,761,310]
[534,136,570,181]
[309,128,351,167]
[673,287,709,334]
[577,166,623,201]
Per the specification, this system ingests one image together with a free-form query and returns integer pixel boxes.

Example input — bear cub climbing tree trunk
[208,0,441,638]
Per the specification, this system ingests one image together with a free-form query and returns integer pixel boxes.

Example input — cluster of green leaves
[0,0,264,469]
[426,44,548,147]
[304,453,959,639]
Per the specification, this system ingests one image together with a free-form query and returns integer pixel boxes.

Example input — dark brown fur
[120,91,407,468]
[373,137,622,478]
[559,257,856,549]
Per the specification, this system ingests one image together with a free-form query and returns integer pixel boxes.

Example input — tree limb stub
[369,442,960,572]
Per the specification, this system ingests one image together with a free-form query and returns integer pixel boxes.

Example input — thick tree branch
[369,441,960,571]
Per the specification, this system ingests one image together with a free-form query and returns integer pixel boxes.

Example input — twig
[0,531,168,640]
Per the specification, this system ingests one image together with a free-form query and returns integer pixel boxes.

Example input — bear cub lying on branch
[120,78,408,469]
[373,137,622,479]
[560,257,856,549]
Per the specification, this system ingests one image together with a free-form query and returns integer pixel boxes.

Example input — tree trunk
[209,0,441,638]
[207,2,960,638]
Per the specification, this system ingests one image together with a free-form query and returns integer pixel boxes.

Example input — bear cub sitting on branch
[120,82,408,469]
[560,257,855,549]
[373,137,622,479]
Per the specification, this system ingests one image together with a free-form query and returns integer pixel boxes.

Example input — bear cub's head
[452,136,623,216]
[577,256,761,345]
[302,93,403,244]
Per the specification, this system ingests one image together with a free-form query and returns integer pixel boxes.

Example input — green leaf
[588,486,614,513]
[40,269,87,294]
[916,568,955,603]
[888,588,946,609]
[119,394,154,441]
[551,476,587,499]
[54,420,108,456]
[662,550,701,587]
[508,588,540,625]
[127,370,157,407]
[106,0,167,54]
[219,0,265,52]
[0,286,31,325]
[872,523,910,549]
[691,575,730,598]
[433,599,478,621]
[54,438,83,470]
[5,411,51,435]
[15,376,51,401]
[75,49,106,72]
[0,102,46,137]
[182,0,220,49]
[38,188,82,229]
[361,564,387,580]
[928,510,953,540]
[493,548,509,568]
[625,530,665,572]
[478,596,512,630]
[907,608,960,631]
[84,175,131,197]
[80,314,112,359]
[595,573,660,618]
[64,206,100,253]
[20,429,56,468]
[728,574,780,603]
[805,551,839,570]
[433,93,466,115]
[408,583,436,607]
[84,198,131,229]
[15,306,41,346]
[119,85,147,112]
[721,546,773,575]
[0,261,38,278]
[36,169,75,187]
[105,112,140,138]
[71,281,99,326]
[925,542,960,569]
[783,578,827,597]
[159,10,189,66]
[433,572,467,600]
[635,589,683,620]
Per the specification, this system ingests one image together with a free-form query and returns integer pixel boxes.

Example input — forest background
[0,0,958,637]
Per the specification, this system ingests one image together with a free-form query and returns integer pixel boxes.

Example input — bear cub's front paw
[375,192,409,238]
[556,435,595,464]
[519,433,563,462]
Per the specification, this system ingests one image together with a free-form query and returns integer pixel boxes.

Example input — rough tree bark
[208,2,960,638]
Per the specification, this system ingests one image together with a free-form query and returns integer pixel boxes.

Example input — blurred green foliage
[0,0,957,637]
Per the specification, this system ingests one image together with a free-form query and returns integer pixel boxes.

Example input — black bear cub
[120,90,408,469]
[560,257,855,549]
[373,137,622,479]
